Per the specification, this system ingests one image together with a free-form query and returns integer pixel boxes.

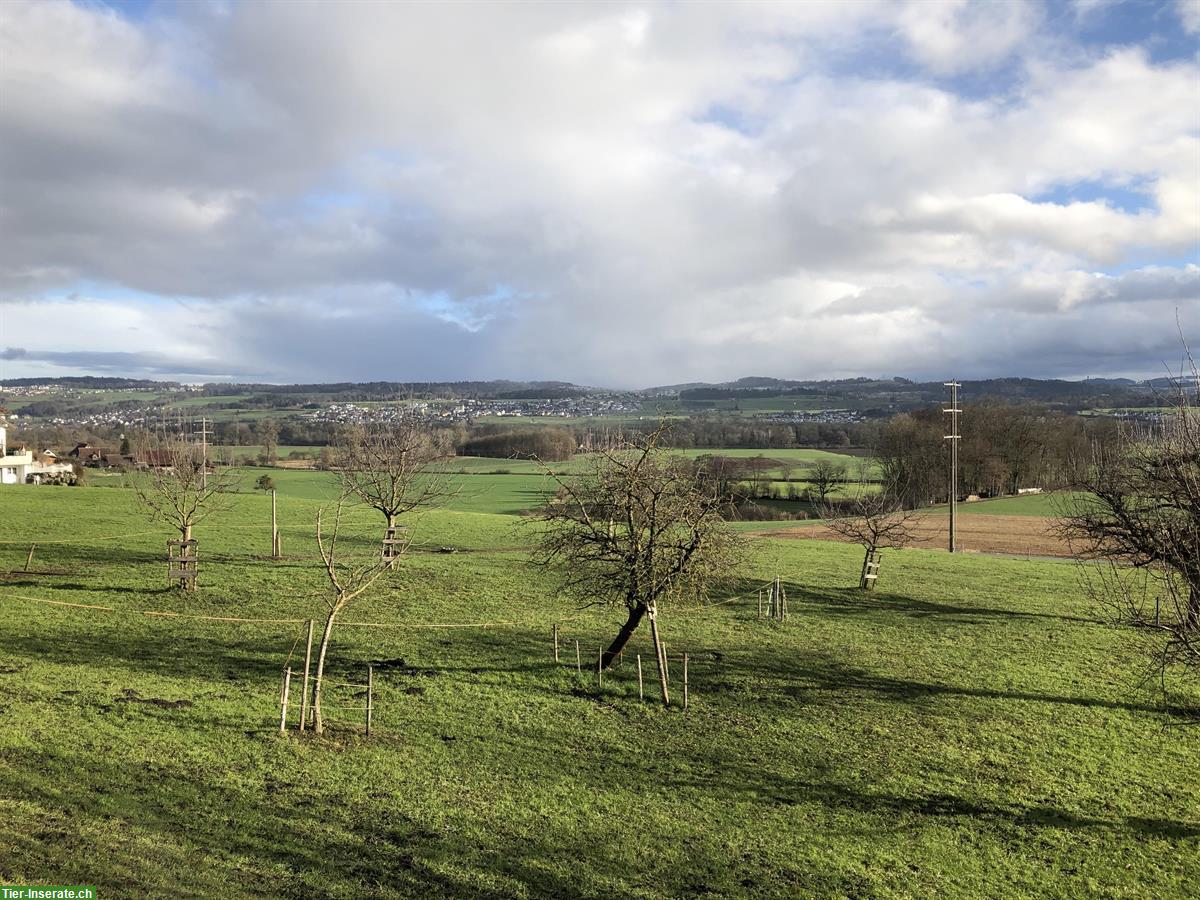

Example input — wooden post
[649,611,670,707]
[637,654,643,701]
[663,642,669,682]
[24,543,36,572]
[366,665,374,737]
[299,619,314,732]
[575,640,581,674]
[553,623,559,663]
[597,647,602,688]
[683,653,689,710]
[279,667,292,733]
[271,490,278,558]
[758,588,763,618]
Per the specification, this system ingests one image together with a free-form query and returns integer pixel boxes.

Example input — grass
[957,492,1075,517]
[0,484,1196,897]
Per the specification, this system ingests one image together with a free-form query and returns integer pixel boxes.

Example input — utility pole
[194,416,213,489]
[943,380,961,553]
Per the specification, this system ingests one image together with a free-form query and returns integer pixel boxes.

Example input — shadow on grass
[2,626,294,681]
[0,744,744,898]
[715,575,1096,626]
[796,585,1097,625]
[709,648,1186,717]
[707,771,1200,841]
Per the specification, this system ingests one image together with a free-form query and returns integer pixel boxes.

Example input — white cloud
[0,0,1196,385]
[1178,0,1200,34]
[894,0,1041,74]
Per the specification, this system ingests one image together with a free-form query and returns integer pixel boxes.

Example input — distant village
[302,397,641,426]
[752,409,868,424]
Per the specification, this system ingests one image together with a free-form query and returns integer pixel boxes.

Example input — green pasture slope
[0,483,1196,898]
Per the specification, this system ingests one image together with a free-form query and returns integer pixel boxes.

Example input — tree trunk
[648,604,669,707]
[860,545,875,590]
[311,605,340,735]
[181,523,192,543]
[384,513,397,568]
[601,603,646,668]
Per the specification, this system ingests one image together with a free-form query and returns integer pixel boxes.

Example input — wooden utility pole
[194,416,213,490]
[944,381,961,553]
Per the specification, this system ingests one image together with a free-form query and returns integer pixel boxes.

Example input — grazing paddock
[0,484,1195,897]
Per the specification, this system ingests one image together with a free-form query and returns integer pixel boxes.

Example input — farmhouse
[68,443,125,467]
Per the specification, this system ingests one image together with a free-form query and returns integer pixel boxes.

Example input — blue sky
[0,0,1197,386]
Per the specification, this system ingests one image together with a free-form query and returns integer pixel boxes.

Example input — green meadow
[0,479,1196,898]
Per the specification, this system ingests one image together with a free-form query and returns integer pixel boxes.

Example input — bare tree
[257,418,279,465]
[129,435,235,545]
[310,494,394,735]
[1057,350,1199,690]
[822,475,920,590]
[806,458,847,505]
[534,426,744,705]
[337,421,457,565]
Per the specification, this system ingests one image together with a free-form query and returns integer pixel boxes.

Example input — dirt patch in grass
[762,513,1073,558]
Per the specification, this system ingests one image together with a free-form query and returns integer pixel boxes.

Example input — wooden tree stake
[683,653,689,710]
[553,623,559,663]
[366,665,374,737]
[24,543,36,572]
[637,654,643,700]
[597,646,603,688]
[575,639,581,674]
[279,667,292,733]
[299,619,314,731]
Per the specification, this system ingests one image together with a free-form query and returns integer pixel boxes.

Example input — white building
[0,421,76,485]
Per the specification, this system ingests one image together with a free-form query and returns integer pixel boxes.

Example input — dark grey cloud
[1,346,261,379]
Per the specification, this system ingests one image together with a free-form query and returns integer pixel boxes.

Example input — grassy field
[0,483,1196,898]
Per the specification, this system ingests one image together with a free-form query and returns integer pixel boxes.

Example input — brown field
[761,513,1073,558]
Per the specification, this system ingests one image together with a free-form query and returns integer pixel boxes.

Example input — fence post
[279,667,292,733]
[299,619,314,732]
[366,665,374,737]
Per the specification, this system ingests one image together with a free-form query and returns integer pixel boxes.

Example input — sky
[0,0,1197,388]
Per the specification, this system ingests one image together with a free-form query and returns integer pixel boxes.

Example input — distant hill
[0,376,175,389]
[3,374,1189,411]
[646,376,1178,411]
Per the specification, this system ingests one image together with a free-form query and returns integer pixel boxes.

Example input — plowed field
[763,512,1072,558]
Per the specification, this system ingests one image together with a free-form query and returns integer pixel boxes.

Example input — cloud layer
[0,0,1197,385]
